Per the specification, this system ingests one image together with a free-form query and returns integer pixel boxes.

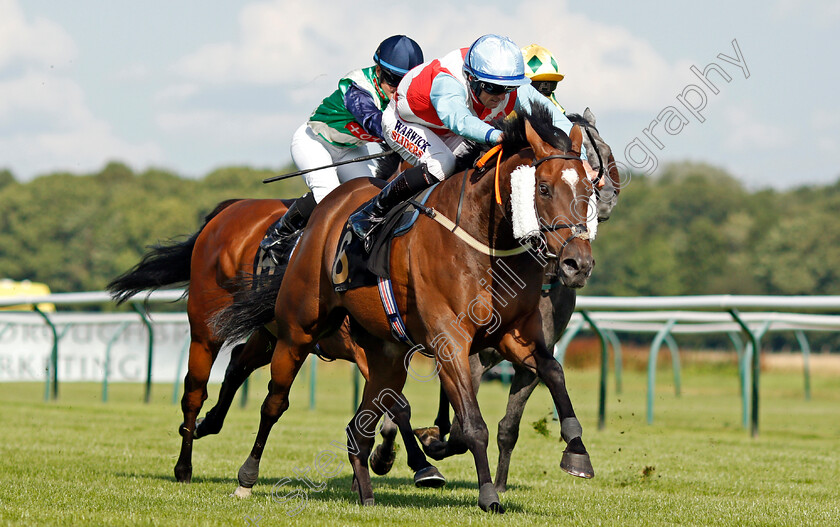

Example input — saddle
[332,183,438,293]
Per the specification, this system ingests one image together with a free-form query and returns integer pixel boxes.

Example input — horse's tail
[107,199,242,305]
[209,267,287,344]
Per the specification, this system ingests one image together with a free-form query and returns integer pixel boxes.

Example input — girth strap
[377,277,421,349]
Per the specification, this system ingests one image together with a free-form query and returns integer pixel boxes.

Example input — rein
[409,143,590,259]
[524,152,590,257]
[578,122,606,187]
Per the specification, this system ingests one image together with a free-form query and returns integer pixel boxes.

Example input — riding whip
[262,149,395,184]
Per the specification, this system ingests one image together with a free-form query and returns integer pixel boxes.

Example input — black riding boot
[260,192,317,263]
[349,165,437,247]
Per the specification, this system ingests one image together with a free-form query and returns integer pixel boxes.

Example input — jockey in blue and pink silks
[349,33,599,246]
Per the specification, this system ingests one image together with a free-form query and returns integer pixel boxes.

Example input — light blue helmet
[462,34,530,89]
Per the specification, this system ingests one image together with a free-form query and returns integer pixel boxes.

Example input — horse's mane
[456,102,573,171]
[565,112,584,124]
[374,102,572,177]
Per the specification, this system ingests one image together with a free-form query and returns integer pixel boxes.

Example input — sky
[1,0,838,189]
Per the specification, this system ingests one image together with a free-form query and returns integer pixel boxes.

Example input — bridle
[529,152,591,260]
[573,120,607,188]
[409,144,592,263]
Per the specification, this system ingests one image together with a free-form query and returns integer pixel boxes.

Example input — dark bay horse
[107,199,443,486]
[572,107,621,223]
[408,106,623,493]
[214,105,596,512]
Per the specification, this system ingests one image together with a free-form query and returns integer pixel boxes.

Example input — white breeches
[290,124,384,203]
[381,101,470,181]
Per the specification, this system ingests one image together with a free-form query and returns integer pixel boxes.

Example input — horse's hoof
[413,466,446,488]
[362,497,375,507]
[478,482,504,513]
[413,426,441,448]
[369,444,396,476]
[195,415,223,439]
[174,465,192,483]
[231,485,252,499]
[413,426,447,460]
[560,450,595,479]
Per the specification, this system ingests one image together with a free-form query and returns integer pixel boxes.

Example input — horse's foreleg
[382,399,447,487]
[195,329,274,439]
[175,339,218,482]
[494,366,540,493]
[231,343,307,498]
[531,351,594,478]
[437,353,502,513]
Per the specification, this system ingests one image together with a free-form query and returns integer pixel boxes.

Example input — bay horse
[406,106,622,492]
[107,199,444,486]
[214,104,596,512]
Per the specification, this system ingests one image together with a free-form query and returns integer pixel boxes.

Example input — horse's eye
[538,183,550,196]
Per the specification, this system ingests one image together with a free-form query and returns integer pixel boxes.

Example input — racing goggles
[477,81,517,95]
[531,80,558,97]
[379,68,404,88]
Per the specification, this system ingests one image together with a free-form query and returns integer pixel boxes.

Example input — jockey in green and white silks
[307,66,391,149]
[260,35,424,262]
[291,66,389,204]
[294,35,423,203]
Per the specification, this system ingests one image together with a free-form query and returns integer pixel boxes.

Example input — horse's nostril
[562,258,579,271]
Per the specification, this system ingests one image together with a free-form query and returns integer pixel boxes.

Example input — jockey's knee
[424,153,456,181]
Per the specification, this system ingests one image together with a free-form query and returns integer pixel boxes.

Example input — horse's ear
[525,119,553,159]
[583,107,596,126]
[569,124,583,155]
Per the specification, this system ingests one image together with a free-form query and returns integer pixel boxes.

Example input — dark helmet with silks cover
[374,35,424,87]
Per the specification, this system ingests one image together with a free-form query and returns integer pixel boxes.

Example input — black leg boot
[260,192,317,263]
[348,165,437,248]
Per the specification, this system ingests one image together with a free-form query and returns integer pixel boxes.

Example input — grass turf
[1,359,839,526]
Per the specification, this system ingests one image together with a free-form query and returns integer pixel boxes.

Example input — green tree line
[590,162,840,297]
[0,162,305,293]
[1,160,839,298]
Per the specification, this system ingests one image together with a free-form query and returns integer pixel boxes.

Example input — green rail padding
[728,331,745,400]
[605,330,623,394]
[729,310,768,438]
[171,333,191,405]
[553,318,584,365]
[664,334,682,397]
[131,304,155,404]
[580,311,608,431]
[647,319,676,424]
[794,330,812,401]
[33,306,59,401]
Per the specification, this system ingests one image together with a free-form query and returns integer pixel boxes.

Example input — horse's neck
[435,156,517,250]
[606,152,621,193]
